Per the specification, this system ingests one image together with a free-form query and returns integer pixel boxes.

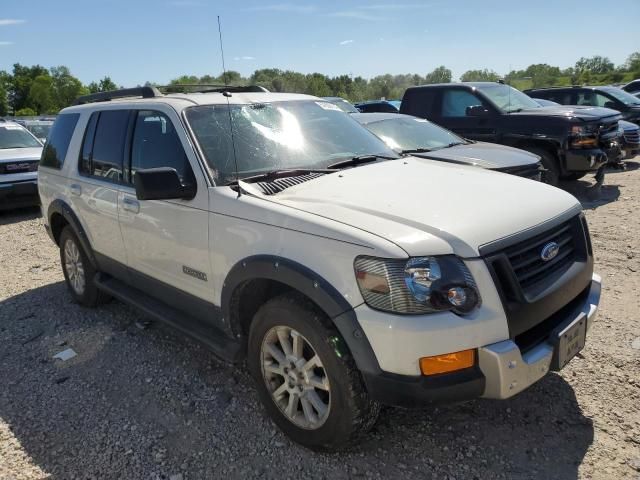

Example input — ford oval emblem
[540,242,560,262]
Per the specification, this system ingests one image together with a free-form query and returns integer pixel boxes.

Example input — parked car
[320,97,359,113]
[400,82,621,184]
[353,112,541,180]
[0,119,42,210]
[14,118,55,143]
[618,120,640,159]
[39,86,601,450]
[355,100,400,113]
[525,86,640,125]
[622,79,640,95]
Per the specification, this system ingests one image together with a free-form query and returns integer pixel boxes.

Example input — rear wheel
[525,147,560,186]
[59,226,110,307]
[248,293,380,450]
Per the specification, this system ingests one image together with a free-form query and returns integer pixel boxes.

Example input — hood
[265,158,580,257]
[0,147,42,163]
[413,142,539,169]
[512,105,621,122]
[619,120,639,132]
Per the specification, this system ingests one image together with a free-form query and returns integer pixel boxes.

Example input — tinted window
[441,90,484,117]
[88,110,129,182]
[543,91,572,105]
[401,89,436,118]
[40,113,80,169]
[576,91,617,108]
[130,110,192,182]
[79,112,99,175]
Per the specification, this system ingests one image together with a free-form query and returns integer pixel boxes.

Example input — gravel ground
[1,164,639,480]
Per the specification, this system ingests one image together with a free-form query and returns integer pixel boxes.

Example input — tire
[526,147,560,186]
[59,226,110,307]
[561,172,587,181]
[248,293,380,451]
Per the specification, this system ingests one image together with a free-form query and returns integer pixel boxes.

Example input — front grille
[623,130,640,145]
[502,219,576,291]
[255,172,326,195]
[496,162,541,181]
[0,160,39,174]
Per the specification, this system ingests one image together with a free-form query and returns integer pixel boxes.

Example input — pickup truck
[400,82,621,184]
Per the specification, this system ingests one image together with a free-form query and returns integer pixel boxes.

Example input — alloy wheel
[64,238,85,296]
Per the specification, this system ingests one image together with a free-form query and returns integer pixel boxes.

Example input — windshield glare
[186,100,398,184]
[601,87,640,106]
[0,125,42,149]
[365,117,464,151]
[476,84,541,113]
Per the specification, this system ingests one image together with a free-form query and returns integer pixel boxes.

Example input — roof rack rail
[159,84,269,94]
[73,86,163,105]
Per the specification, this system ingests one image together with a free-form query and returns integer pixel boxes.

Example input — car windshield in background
[186,100,398,184]
[600,87,640,106]
[26,123,53,139]
[476,84,541,113]
[365,117,464,152]
[324,98,359,113]
[0,125,42,149]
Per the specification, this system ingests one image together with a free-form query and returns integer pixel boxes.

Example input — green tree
[424,66,452,84]
[305,73,331,97]
[51,66,88,108]
[10,63,49,111]
[15,107,37,116]
[575,55,614,75]
[624,51,640,73]
[28,75,57,114]
[460,69,500,82]
[0,83,8,116]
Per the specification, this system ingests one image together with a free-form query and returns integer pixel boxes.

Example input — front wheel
[248,293,380,450]
[525,147,560,186]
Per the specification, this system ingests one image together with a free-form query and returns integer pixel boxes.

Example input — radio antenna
[217,15,241,196]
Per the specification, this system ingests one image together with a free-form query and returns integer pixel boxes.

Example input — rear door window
[401,89,437,118]
[40,113,80,169]
[79,110,130,183]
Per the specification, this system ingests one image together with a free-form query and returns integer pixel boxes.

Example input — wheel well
[228,278,335,339]
[49,212,68,246]
[514,140,558,160]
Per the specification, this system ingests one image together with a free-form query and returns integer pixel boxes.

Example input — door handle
[122,197,140,214]
[70,184,81,196]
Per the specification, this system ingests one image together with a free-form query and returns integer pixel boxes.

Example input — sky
[1,0,639,86]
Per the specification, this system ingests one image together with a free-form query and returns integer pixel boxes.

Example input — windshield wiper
[327,154,396,170]
[401,147,432,154]
[224,168,332,186]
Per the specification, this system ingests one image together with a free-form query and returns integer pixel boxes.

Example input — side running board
[94,273,243,363]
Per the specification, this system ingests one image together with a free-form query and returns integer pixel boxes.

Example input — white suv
[39,86,601,450]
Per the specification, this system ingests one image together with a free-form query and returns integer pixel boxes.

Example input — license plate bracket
[551,313,587,371]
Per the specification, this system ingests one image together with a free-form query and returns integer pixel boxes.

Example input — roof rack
[73,86,163,105]
[159,84,269,94]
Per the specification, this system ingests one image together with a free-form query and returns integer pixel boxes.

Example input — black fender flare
[221,255,382,377]
[47,199,97,268]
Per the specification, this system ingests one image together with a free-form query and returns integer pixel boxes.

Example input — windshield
[186,100,398,184]
[26,123,53,139]
[364,116,464,152]
[323,97,359,113]
[600,87,640,106]
[476,84,541,113]
[0,125,42,149]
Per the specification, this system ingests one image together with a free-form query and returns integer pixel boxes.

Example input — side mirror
[134,167,196,201]
[603,101,617,110]
[466,105,490,117]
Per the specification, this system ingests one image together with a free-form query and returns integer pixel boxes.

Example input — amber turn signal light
[419,349,475,375]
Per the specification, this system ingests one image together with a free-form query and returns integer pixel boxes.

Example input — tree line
[1,52,639,116]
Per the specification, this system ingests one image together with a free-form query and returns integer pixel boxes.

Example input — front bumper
[564,149,608,172]
[0,179,39,209]
[362,274,601,407]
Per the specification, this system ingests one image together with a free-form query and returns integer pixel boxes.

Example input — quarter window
[441,90,483,117]
[40,113,80,169]
[130,110,192,183]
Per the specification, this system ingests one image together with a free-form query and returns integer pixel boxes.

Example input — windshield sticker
[413,118,428,122]
[315,101,342,112]
[2,125,22,130]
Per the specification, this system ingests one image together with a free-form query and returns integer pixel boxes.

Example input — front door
[117,107,215,316]
[436,88,497,142]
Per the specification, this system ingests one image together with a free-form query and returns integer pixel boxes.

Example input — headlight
[354,255,480,315]
[570,125,598,148]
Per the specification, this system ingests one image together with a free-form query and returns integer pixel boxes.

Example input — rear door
[71,109,129,276]
[117,106,215,310]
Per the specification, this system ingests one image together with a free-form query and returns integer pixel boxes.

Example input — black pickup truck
[400,82,621,184]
